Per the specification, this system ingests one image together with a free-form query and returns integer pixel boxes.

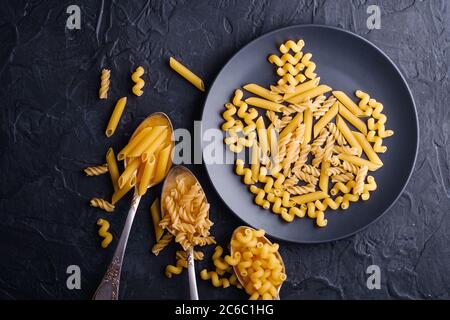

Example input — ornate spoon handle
[92,191,141,300]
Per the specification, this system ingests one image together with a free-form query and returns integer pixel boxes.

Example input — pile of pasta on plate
[221,39,394,227]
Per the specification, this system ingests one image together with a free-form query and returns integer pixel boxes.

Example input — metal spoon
[161,165,207,300]
[93,112,174,300]
[230,226,285,299]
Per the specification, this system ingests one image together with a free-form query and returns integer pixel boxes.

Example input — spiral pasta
[131,66,145,96]
[221,37,394,228]
[151,232,173,256]
[99,68,110,99]
[84,164,108,176]
[97,218,113,248]
[90,198,114,213]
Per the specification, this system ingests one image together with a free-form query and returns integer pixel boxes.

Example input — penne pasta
[105,97,127,137]
[126,126,167,159]
[117,127,154,161]
[286,85,331,104]
[245,97,284,112]
[291,191,328,205]
[138,155,156,196]
[141,130,169,162]
[283,78,320,100]
[338,103,367,135]
[243,84,282,102]
[332,91,363,117]
[313,101,338,138]
[279,112,303,139]
[256,116,269,156]
[118,157,141,189]
[111,182,134,204]
[337,153,383,171]
[319,160,330,193]
[352,131,383,165]
[153,144,172,184]
[302,108,313,147]
[150,198,164,242]
[251,142,260,182]
[169,57,205,91]
[106,148,120,191]
[335,115,362,156]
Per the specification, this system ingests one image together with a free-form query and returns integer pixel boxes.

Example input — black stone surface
[0,0,449,300]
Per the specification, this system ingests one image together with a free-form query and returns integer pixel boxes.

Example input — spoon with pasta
[160,165,214,300]
[230,226,286,300]
[93,112,174,300]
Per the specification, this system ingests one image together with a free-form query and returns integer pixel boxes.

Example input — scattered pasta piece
[97,218,113,248]
[99,68,110,99]
[131,66,145,96]
[90,198,114,213]
[105,97,127,137]
[169,57,205,91]
[84,164,108,176]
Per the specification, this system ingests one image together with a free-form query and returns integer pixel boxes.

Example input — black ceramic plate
[201,25,418,243]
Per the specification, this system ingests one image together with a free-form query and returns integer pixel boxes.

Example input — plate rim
[200,24,419,244]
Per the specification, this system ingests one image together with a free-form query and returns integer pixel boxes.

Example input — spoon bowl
[230,226,285,299]
[161,165,208,300]
[93,112,173,300]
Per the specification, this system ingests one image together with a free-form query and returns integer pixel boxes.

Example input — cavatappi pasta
[131,66,145,96]
[220,39,394,227]
[97,218,113,248]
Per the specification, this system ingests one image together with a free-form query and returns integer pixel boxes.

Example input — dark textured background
[0,0,449,300]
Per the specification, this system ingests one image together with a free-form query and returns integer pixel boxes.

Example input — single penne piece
[118,157,141,189]
[251,142,260,182]
[267,124,278,158]
[153,144,172,184]
[339,103,367,135]
[291,191,328,205]
[117,127,154,160]
[105,97,127,137]
[243,84,282,103]
[111,182,134,204]
[126,126,166,158]
[138,155,156,196]
[287,84,331,104]
[352,131,383,165]
[283,78,320,100]
[106,147,120,191]
[150,198,164,242]
[313,101,338,137]
[332,91,363,117]
[319,160,330,193]
[169,57,205,91]
[141,130,169,162]
[245,97,284,112]
[256,116,269,156]
[279,112,302,139]
[337,153,383,171]
[336,115,363,156]
[302,108,313,147]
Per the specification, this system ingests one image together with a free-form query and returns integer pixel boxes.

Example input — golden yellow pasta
[219,38,394,227]
[105,97,127,137]
[84,164,108,176]
[131,66,145,96]
[90,198,114,213]
[99,68,110,99]
[169,57,205,91]
[97,218,113,248]
[106,148,120,191]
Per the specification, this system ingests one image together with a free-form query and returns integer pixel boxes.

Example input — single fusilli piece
[90,198,114,213]
[301,164,321,177]
[292,144,311,171]
[286,184,315,195]
[341,160,359,175]
[99,68,110,99]
[313,96,336,119]
[333,145,358,155]
[97,218,113,248]
[326,167,347,176]
[327,123,347,146]
[84,164,108,176]
[353,165,369,195]
[331,172,355,183]
[294,170,318,185]
[311,128,329,154]
[131,66,145,96]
